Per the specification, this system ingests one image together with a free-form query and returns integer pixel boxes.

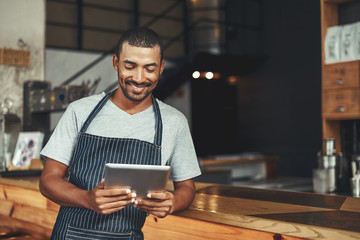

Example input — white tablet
[104,163,171,198]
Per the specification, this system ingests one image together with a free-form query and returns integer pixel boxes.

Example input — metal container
[325,138,336,155]
[0,114,21,171]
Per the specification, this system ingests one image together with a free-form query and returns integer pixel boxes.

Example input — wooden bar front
[0,176,360,240]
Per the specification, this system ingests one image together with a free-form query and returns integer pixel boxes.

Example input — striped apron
[50,91,162,240]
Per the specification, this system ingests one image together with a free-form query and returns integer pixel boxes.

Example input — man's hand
[39,158,136,215]
[87,179,136,215]
[133,191,174,218]
[133,179,196,218]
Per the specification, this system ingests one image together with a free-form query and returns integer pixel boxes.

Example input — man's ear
[160,60,165,75]
[113,54,119,71]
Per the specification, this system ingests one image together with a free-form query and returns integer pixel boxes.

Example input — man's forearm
[40,174,90,208]
[39,158,91,209]
[172,180,196,213]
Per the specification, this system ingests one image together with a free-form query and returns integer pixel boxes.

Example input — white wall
[45,48,116,92]
[46,48,116,129]
[0,0,45,119]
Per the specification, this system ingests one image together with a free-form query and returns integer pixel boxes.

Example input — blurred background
[0,0,323,185]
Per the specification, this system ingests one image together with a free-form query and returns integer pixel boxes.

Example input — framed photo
[11,131,44,168]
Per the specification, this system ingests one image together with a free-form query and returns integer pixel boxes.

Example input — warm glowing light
[205,72,214,79]
[192,71,200,79]
[227,76,238,85]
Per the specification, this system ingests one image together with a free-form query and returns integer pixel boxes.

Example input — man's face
[113,42,164,102]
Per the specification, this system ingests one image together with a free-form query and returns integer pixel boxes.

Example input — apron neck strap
[80,90,114,133]
[80,91,162,146]
[152,95,162,146]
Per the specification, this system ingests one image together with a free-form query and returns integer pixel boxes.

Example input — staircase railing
[59,0,184,86]
[59,0,262,97]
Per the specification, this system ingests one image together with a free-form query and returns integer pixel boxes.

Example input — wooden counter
[200,155,278,179]
[0,176,360,240]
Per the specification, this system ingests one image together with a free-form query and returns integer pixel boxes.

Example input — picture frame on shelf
[10,131,44,170]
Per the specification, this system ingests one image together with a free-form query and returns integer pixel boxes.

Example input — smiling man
[115,42,161,102]
[39,27,201,240]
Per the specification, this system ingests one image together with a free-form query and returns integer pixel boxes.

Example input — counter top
[0,175,40,190]
[175,183,360,240]
[1,176,360,239]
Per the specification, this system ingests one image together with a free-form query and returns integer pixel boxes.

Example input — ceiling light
[205,72,214,79]
[192,71,200,79]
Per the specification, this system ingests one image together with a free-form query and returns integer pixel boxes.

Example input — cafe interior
[1,0,360,239]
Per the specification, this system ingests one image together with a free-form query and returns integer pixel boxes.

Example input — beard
[118,71,158,102]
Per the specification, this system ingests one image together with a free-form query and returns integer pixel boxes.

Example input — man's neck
[110,89,153,115]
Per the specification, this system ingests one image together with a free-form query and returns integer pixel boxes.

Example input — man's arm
[39,158,136,215]
[134,179,196,218]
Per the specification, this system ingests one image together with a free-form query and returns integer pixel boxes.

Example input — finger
[135,205,170,212]
[99,205,130,215]
[99,198,134,210]
[134,199,172,209]
[146,192,171,200]
[96,179,105,189]
[97,192,136,203]
[146,210,168,218]
[99,188,134,197]
[134,205,170,218]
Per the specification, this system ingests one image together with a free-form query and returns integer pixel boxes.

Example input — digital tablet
[104,163,171,198]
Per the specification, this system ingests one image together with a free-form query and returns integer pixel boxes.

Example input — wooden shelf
[320,0,360,153]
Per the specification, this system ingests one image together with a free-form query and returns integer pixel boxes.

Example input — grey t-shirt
[41,92,201,182]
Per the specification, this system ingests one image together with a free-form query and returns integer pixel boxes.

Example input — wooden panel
[47,199,60,212]
[322,119,341,153]
[2,177,360,240]
[322,88,360,118]
[340,197,360,212]
[0,184,5,199]
[323,61,360,89]
[11,203,57,230]
[0,48,30,67]
[321,0,360,152]
[254,210,360,233]
[196,185,346,209]
[0,177,40,190]
[143,215,305,240]
[201,156,278,166]
[0,198,14,216]
[265,157,278,179]
[321,1,339,63]
[0,214,52,240]
[201,156,278,179]
[3,185,48,210]
[190,194,334,217]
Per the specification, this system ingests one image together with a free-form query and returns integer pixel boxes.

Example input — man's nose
[133,69,145,83]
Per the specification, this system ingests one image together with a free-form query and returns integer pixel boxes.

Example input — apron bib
[50,91,162,240]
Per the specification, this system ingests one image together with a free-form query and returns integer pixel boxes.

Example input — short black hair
[115,27,164,61]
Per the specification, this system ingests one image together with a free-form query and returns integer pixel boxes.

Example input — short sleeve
[40,104,79,166]
[168,116,201,182]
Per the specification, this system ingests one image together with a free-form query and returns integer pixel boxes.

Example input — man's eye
[125,66,134,70]
[146,69,155,73]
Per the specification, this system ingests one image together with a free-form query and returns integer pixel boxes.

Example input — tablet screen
[104,163,171,198]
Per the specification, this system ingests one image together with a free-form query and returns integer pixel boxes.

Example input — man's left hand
[133,191,174,218]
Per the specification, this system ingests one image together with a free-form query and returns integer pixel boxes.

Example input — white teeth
[130,83,144,91]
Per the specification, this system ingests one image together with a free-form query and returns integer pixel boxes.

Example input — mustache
[124,79,152,87]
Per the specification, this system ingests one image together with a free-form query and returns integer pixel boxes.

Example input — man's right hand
[39,158,135,215]
[88,179,136,215]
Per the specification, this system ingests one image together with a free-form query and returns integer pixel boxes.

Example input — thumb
[96,178,105,189]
